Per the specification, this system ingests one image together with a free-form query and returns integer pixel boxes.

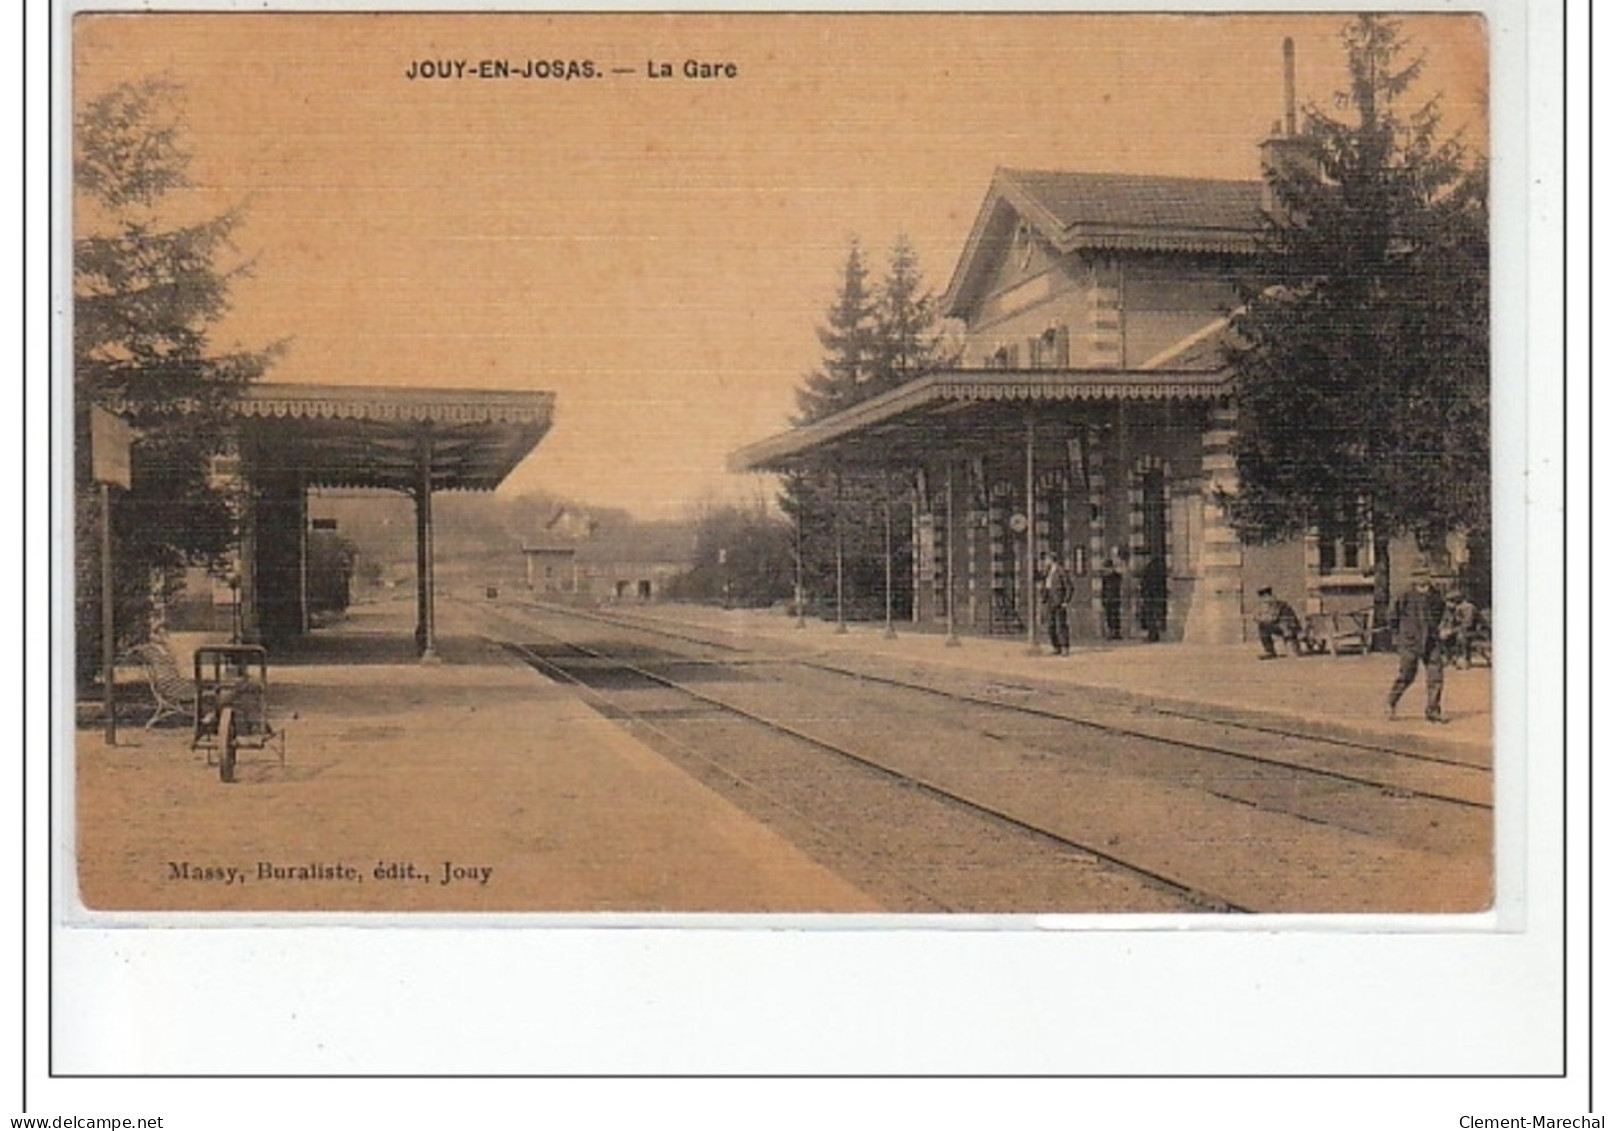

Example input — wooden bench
[1319,606,1376,656]
[1299,614,1332,655]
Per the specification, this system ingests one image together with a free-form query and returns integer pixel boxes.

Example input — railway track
[459,597,1493,914]
[503,597,1491,810]
[498,631,1232,914]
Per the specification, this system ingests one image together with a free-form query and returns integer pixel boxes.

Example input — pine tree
[873,234,950,394]
[74,78,282,683]
[780,236,953,618]
[1225,15,1489,615]
[794,239,877,423]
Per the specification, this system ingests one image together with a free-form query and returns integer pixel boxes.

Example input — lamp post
[91,407,133,746]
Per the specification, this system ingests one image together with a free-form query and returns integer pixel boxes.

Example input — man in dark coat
[1386,570,1448,723]
[1138,554,1168,643]
[1099,559,1123,640]
[1040,552,1074,655]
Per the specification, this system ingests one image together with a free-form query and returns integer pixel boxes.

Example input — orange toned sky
[72,11,1487,520]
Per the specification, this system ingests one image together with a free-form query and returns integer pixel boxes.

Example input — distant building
[523,519,691,602]
[522,544,579,594]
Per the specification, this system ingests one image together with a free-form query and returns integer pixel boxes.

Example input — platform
[72,596,881,914]
[600,599,1494,759]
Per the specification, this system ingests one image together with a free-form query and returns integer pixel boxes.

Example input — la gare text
[404,58,739,81]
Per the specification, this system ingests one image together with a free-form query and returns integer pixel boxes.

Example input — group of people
[1037,550,1168,655]
[1038,555,1482,727]
[1252,572,1487,727]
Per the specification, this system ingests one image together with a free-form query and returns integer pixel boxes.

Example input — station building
[732,152,1447,646]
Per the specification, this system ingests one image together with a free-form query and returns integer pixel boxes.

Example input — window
[1029,324,1070,368]
[1317,501,1366,575]
[986,342,1019,369]
[1013,221,1035,271]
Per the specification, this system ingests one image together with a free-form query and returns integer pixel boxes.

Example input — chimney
[1283,37,1296,136]
[1260,37,1309,220]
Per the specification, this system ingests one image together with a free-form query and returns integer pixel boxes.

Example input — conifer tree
[874,233,953,395]
[1226,15,1489,615]
[794,239,877,424]
[781,236,953,617]
[74,78,281,682]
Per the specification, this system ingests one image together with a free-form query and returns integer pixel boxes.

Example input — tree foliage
[75,78,281,681]
[793,239,878,424]
[665,503,794,608]
[780,235,956,616]
[1225,16,1488,572]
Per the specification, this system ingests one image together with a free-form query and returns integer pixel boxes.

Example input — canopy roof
[729,368,1230,472]
[235,383,555,491]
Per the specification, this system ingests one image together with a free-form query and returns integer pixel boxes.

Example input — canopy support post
[945,458,960,647]
[1026,412,1041,655]
[414,436,440,664]
[794,485,807,629]
[834,470,847,634]
[882,468,896,640]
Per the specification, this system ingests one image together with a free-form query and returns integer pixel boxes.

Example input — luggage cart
[192,645,284,783]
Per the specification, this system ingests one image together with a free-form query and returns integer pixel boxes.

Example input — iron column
[945,459,959,646]
[1026,412,1039,654]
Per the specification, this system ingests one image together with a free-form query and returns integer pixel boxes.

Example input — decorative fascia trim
[934,376,1229,401]
[238,384,556,425]
[729,368,1232,471]
[1051,228,1259,256]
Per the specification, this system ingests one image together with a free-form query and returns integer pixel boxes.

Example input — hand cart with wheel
[192,645,284,783]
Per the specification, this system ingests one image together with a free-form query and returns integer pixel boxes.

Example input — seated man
[1443,589,1481,669]
[1254,587,1303,659]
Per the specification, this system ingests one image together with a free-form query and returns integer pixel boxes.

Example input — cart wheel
[218,707,237,783]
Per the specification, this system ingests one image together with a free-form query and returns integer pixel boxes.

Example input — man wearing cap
[1254,587,1303,659]
[1386,569,1449,723]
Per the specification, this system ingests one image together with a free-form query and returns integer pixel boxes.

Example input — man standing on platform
[1099,558,1124,640]
[1386,569,1449,723]
[1138,553,1168,643]
[1041,552,1074,656]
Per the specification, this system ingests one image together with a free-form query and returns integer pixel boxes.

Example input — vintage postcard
[50,1,1567,1089]
[68,7,1495,917]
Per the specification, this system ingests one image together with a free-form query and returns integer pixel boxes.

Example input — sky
[71,10,1488,520]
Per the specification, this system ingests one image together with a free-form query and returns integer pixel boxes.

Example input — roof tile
[1004,168,1263,234]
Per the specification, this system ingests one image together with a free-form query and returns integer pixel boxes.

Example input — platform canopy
[728,367,1231,472]
[234,382,556,491]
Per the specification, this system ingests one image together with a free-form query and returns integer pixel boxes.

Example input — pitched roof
[942,168,1263,317]
[524,522,694,566]
[1004,169,1264,235]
